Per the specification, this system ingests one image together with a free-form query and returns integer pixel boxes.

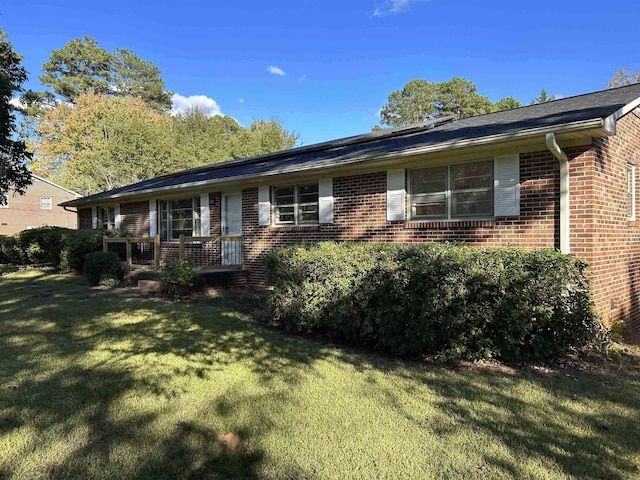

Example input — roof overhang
[61,117,610,208]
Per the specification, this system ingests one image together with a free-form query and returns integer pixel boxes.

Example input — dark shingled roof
[63,83,640,206]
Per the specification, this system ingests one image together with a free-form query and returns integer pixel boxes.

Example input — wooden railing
[104,235,160,268]
[104,234,243,269]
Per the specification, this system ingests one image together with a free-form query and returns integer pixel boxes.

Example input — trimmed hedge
[264,242,601,363]
[0,228,122,272]
[160,257,195,299]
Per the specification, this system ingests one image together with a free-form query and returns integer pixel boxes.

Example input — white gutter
[545,133,570,254]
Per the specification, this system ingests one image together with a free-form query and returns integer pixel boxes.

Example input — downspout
[545,133,570,254]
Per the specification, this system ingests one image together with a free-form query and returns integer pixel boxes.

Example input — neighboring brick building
[63,84,640,338]
[0,175,79,235]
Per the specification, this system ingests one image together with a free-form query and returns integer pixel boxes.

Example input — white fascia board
[603,95,640,134]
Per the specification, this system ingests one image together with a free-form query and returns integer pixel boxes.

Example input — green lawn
[0,269,639,479]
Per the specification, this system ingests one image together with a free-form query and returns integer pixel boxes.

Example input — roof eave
[61,117,606,208]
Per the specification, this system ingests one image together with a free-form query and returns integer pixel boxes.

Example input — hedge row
[0,227,122,272]
[264,242,601,363]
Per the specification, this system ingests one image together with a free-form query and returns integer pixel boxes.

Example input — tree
[33,93,175,194]
[0,28,31,205]
[608,67,640,88]
[233,118,300,158]
[171,108,245,167]
[377,77,493,128]
[40,36,171,109]
[112,48,172,110]
[379,79,438,127]
[493,96,523,111]
[40,36,112,102]
[530,88,556,105]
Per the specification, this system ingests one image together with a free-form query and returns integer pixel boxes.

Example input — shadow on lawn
[0,272,321,479]
[345,354,640,479]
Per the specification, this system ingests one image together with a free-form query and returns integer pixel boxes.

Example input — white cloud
[9,97,25,110]
[267,65,286,76]
[170,94,222,117]
[238,98,245,104]
[373,0,423,16]
[299,74,307,81]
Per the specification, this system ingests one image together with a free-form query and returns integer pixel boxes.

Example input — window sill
[269,225,321,232]
[405,218,496,229]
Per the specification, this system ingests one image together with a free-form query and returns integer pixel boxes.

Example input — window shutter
[386,169,406,221]
[318,178,334,224]
[149,200,157,237]
[91,207,98,229]
[114,204,121,230]
[258,186,270,226]
[200,193,210,236]
[494,154,520,216]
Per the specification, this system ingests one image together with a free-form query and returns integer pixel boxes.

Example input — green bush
[60,229,121,272]
[14,227,74,265]
[84,251,124,286]
[264,242,601,363]
[0,235,21,264]
[160,257,195,299]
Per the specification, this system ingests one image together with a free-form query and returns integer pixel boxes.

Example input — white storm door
[222,192,242,265]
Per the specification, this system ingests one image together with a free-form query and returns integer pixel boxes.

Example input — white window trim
[628,163,636,221]
[158,196,202,242]
[40,197,53,210]
[272,182,320,226]
[409,160,494,221]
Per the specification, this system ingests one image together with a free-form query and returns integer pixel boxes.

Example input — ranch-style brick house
[62,84,640,337]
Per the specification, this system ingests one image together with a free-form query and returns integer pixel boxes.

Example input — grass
[0,269,639,479]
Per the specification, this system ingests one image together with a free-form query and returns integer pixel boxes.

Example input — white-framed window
[40,197,53,210]
[158,196,201,241]
[627,163,636,221]
[98,206,115,229]
[273,183,319,225]
[410,160,493,220]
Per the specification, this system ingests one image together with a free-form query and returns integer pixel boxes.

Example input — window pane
[298,183,319,204]
[452,190,492,217]
[412,192,446,217]
[159,201,168,241]
[453,162,492,190]
[275,186,295,206]
[275,206,295,224]
[412,167,447,194]
[299,204,319,223]
[170,198,194,238]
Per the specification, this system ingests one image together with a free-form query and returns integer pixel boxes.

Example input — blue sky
[2,0,638,145]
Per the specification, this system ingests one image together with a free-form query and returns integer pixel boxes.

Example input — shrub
[0,235,22,264]
[264,242,601,363]
[14,227,73,265]
[84,251,124,286]
[160,257,195,299]
[60,229,121,272]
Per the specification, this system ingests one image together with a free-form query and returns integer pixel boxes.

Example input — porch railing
[103,234,243,269]
[104,235,160,268]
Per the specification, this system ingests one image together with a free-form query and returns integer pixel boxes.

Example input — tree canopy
[32,93,300,195]
[40,36,172,109]
[0,28,32,205]
[377,77,556,129]
[608,67,640,88]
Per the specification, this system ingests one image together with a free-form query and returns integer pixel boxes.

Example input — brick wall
[0,177,78,234]
[121,201,150,236]
[574,112,640,338]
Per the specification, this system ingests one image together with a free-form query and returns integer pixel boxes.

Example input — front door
[222,192,242,265]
